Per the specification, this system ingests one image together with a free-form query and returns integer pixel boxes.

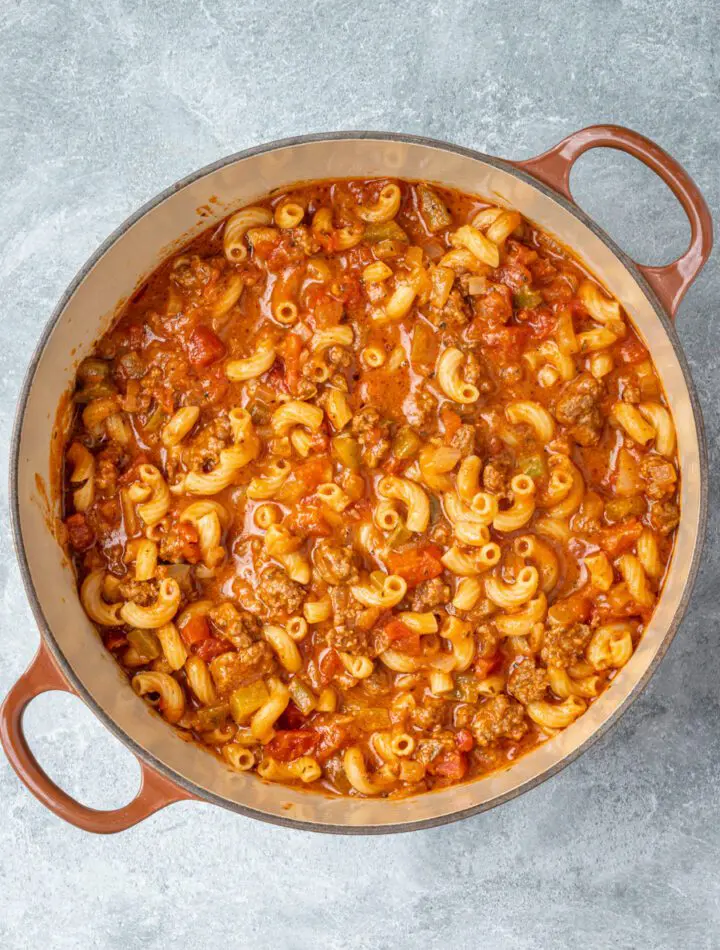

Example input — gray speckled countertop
[1,2,718,948]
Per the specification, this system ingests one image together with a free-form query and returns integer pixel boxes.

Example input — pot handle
[0,642,195,833]
[511,124,713,318]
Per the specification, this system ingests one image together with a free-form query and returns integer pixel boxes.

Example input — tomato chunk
[441,406,462,441]
[455,729,475,753]
[305,285,344,326]
[429,750,468,781]
[295,458,333,493]
[317,648,343,686]
[474,286,513,323]
[188,326,226,367]
[473,654,500,678]
[383,619,421,655]
[177,521,202,563]
[278,701,307,731]
[180,615,212,647]
[615,336,649,365]
[104,632,127,651]
[595,518,644,557]
[194,637,229,661]
[65,513,95,551]
[314,722,351,763]
[384,619,413,641]
[265,729,318,762]
[386,544,444,587]
[285,503,331,538]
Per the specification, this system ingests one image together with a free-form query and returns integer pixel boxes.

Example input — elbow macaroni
[65,178,681,798]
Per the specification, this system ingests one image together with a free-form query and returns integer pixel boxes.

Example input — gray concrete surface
[1,1,718,947]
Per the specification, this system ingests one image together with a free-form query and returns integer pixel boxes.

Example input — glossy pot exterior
[4,129,712,833]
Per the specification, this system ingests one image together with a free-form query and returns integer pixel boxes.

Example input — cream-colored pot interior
[14,135,704,831]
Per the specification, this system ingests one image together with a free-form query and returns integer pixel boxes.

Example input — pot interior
[13,135,704,830]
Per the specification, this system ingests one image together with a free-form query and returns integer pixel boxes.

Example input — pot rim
[8,130,709,833]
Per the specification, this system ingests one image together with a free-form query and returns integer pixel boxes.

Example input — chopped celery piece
[332,432,361,469]
[127,629,161,661]
[194,703,230,732]
[392,425,422,460]
[77,358,111,382]
[247,399,271,426]
[289,678,317,716]
[514,287,543,309]
[364,220,409,244]
[417,184,452,233]
[452,673,482,703]
[73,382,117,404]
[387,523,412,548]
[230,681,270,724]
[519,454,546,480]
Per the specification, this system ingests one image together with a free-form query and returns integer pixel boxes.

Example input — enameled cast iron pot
[2,125,713,834]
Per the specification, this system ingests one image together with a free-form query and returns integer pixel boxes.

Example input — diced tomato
[507,241,539,268]
[473,286,513,323]
[317,648,343,686]
[522,306,556,339]
[550,590,593,626]
[528,257,557,285]
[188,326,226,367]
[455,729,474,753]
[386,543,444,588]
[177,521,202,563]
[65,513,95,551]
[251,233,282,263]
[306,285,344,327]
[595,518,644,557]
[314,722,351,763]
[280,333,303,394]
[542,276,574,304]
[441,406,462,441]
[615,336,649,365]
[264,729,318,762]
[470,322,529,358]
[104,632,127,651]
[384,619,414,641]
[194,637,229,661]
[180,615,211,647]
[295,458,333,493]
[473,654,500,678]
[429,750,468,781]
[495,262,532,293]
[383,619,421,655]
[393,634,423,656]
[333,275,362,306]
[285,503,331,538]
[278,701,307,730]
